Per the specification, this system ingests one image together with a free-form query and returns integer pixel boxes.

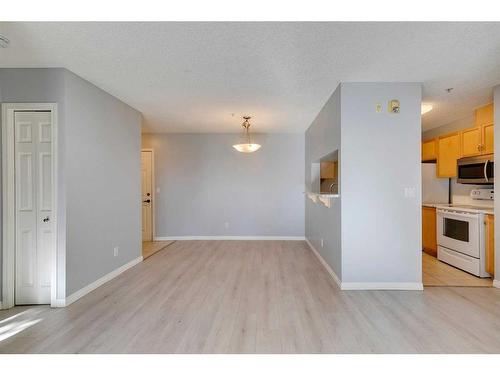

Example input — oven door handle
[484,160,489,183]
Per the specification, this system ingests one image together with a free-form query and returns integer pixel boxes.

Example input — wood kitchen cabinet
[461,126,482,157]
[460,103,495,156]
[482,122,494,154]
[320,161,337,179]
[485,214,495,276]
[422,139,437,161]
[475,103,494,127]
[422,206,437,257]
[460,124,494,157]
[437,132,461,178]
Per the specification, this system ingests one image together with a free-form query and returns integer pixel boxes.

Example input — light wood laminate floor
[422,252,493,287]
[142,240,175,259]
[1,240,500,353]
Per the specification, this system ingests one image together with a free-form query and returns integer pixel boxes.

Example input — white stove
[436,203,491,277]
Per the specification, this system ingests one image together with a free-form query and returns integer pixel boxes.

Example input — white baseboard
[53,256,143,308]
[341,282,424,291]
[305,238,423,291]
[493,279,500,289]
[154,236,306,241]
[51,299,66,308]
[305,238,342,288]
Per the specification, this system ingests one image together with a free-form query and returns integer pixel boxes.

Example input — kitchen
[421,103,495,286]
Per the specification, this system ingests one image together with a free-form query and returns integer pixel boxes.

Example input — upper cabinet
[461,126,482,157]
[483,123,494,154]
[422,139,437,161]
[475,103,494,127]
[462,103,495,156]
[476,104,494,155]
[437,132,461,177]
[459,104,494,157]
[320,161,337,179]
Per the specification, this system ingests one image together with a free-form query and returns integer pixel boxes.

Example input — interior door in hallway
[141,150,153,241]
[14,111,53,305]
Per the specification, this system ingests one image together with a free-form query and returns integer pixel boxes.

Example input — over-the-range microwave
[457,155,494,184]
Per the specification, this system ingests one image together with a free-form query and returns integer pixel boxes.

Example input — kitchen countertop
[422,202,447,208]
[423,202,494,215]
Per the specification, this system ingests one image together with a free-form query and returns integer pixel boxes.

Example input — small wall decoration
[389,99,400,113]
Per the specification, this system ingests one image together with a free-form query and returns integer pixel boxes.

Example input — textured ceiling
[1,22,500,133]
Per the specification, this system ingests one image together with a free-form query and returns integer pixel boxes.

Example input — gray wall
[0,68,142,300]
[64,70,142,296]
[341,83,422,284]
[304,87,342,278]
[142,133,305,237]
[305,83,422,286]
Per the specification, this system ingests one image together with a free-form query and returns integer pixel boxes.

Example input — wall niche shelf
[306,192,339,208]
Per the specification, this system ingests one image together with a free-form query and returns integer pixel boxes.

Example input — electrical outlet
[113,246,119,257]
[224,222,229,229]
[404,187,416,198]
[321,238,324,248]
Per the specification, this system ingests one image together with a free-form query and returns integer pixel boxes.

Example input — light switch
[404,187,416,198]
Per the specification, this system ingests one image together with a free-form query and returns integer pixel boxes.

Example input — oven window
[443,218,469,242]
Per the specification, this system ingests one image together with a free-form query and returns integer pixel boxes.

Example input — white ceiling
[1,22,500,133]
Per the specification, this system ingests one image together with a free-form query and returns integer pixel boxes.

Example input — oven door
[437,209,480,258]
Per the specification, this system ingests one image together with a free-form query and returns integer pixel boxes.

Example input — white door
[141,151,153,241]
[14,111,52,305]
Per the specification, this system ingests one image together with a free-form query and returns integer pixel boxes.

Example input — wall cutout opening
[311,150,339,195]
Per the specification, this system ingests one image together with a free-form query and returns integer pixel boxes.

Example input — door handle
[143,199,151,203]
[484,160,489,183]
[42,216,50,223]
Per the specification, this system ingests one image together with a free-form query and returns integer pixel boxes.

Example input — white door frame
[2,103,60,309]
[141,149,155,241]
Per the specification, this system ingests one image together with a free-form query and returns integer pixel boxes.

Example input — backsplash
[451,179,494,207]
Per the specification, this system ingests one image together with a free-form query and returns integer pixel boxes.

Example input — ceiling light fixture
[0,34,10,48]
[232,116,261,153]
[421,104,433,115]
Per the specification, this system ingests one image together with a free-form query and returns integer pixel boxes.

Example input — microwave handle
[484,160,489,183]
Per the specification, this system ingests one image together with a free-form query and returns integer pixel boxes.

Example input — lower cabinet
[485,214,495,276]
[422,206,437,257]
